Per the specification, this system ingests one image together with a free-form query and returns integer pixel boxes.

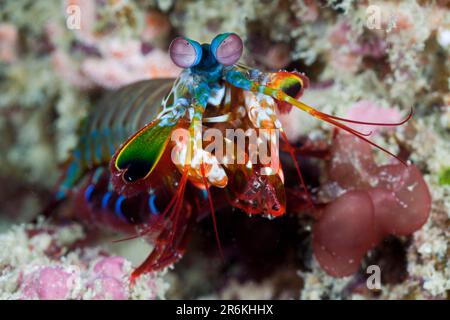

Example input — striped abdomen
[55,79,181,231]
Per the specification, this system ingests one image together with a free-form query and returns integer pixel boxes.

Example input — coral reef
[0,220,168,300]
[0,0,448,300]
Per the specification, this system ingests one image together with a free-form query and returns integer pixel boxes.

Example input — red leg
[130,203,196,282]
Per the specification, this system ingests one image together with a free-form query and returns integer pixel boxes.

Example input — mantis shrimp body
[51,33,413,280]
[55,80,180,231]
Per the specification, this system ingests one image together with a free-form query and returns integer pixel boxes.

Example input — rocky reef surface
[0,0,448,299]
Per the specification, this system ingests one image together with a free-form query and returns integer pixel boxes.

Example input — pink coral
[345,101,403,135]
[58,3,179,90]
[299,0,320,22]
[88,277,127,300]
[88,257,127,300]
[0,23,18,63]
[81,39,180,89]
[93,257,126,279]
[312,133,431,277]
[21,266,77,300]
[1,223,166,300]
[52,49,94,89]
[65,0,98,44]
[87,257,128,299]
[328,23,387,73]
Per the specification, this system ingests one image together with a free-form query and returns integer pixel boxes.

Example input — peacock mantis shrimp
[48,33,413,281]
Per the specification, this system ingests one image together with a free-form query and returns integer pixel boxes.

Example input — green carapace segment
[115,120,176,182]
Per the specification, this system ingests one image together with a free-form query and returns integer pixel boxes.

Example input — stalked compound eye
[211,33,243,66]
[169,36,202,68]
[266,71,309,114]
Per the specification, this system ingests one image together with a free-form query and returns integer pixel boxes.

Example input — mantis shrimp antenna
[279,130,315,208]
[200,162,224,260]
[297,104,413,166]
[225,70,412,166]
[322,107,413,126]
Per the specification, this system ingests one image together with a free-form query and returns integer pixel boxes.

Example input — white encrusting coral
[0,221,169,300]
[0,0,448,300]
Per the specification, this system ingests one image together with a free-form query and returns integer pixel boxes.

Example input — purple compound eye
[169,37,202,68]
[212,33,243,66]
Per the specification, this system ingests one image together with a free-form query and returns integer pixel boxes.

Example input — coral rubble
[0,0,448,300]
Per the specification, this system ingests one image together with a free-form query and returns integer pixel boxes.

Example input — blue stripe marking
[73,149,81,160]
[85,184,95,202]
[201,189,208,200]
[92,167,104,183]
[91,130,103,162]
[115,195,126,221]
[84,137,92,164]
[148,193,159,215]
[101,192,112,209]
[55,190,66,201]
[107,129,115,156]
[62,161,80,189]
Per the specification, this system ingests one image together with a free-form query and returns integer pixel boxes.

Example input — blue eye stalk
[184,37,203,67]
[211,33,243,66]
[210,33,232,58]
